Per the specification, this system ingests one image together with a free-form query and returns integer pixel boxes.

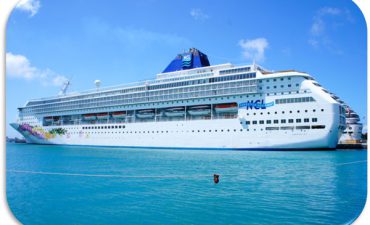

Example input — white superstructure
[338,106,363,144]
[11,48,346,149]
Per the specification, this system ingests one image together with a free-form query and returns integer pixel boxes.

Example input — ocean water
[6,143,367,225]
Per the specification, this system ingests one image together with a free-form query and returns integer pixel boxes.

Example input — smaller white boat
[188,105,211,116]
[44,117,53,122]
[136,109,155,119]
[165,107,185,117]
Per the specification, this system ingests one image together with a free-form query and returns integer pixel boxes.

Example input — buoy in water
[213,174,220,184]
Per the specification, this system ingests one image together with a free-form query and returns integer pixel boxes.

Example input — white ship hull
[11,105,342,150]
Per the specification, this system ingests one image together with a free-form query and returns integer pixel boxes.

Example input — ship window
[288,84,291,87]
[321,109,324,112]
[304,118,309,123]
[281,119,286,124]
[252,121,257,125]
[296,126,310,129]
[267,120,271,124]
[312,125,325,129]
[266,127,279,130]
[281,126,294,130]
[296,119,302,123]
[312,118,318,122]
[273,120,279,124]
[273,79,277,81]
[259,120,264,124]
[246,121,250,125]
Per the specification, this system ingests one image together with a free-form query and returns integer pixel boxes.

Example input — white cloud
[6,52,68,86]
[15,0,41,17]
[309,7,352,52]
[238,38,269,62]
[190,8,209,21]
[310,7,341,36]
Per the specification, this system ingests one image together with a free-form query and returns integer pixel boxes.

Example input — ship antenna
[95,80,101,92]
[58,79,71,96]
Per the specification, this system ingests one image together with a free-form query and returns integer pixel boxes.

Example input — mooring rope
[6,169,212,179]
[336,160,367,166]
[7,160,366,179]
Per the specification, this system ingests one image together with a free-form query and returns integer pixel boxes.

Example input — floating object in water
[214,174,220,184]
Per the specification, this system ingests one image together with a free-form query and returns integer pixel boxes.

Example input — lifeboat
[97,113,109,120]
[83,114,97,120]
[44,116,53,122]
[112,111,126,119]
[214,103,238,113]
[165,107,185,117]
[188,105,211,116]
[136,109,155,119]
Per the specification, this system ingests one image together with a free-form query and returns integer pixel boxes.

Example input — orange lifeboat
[97,113,109,120]
[214,103,238,113]
[83,114,97,120]
[112,111,126,119]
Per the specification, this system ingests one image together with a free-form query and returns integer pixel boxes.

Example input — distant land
[6,136,26,143]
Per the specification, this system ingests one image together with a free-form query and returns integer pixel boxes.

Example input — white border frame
[0,1,368,224]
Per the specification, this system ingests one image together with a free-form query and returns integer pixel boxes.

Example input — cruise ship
[11,48,346,150]
[339,106,363,144]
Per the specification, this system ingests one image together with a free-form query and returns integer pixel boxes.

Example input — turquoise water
[6,143,367,225]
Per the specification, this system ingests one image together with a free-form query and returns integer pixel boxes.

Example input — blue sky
[6,0,367,137]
